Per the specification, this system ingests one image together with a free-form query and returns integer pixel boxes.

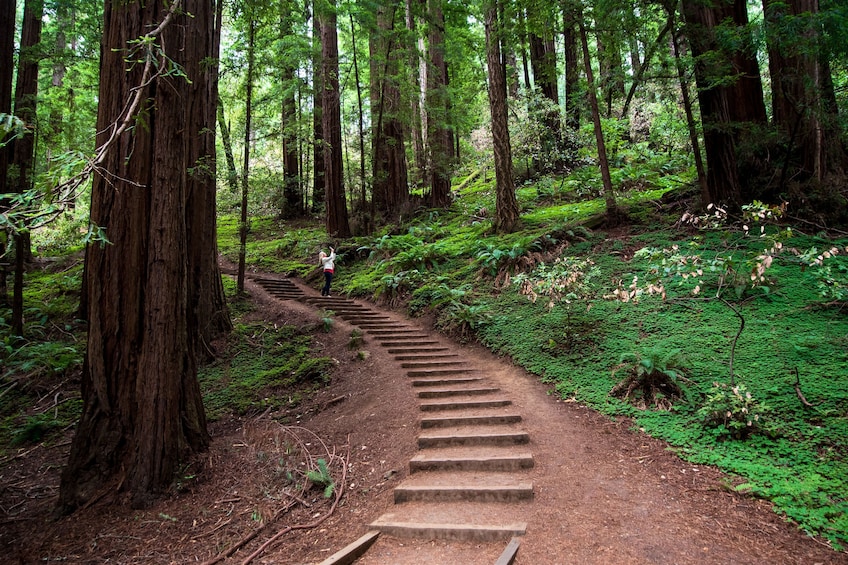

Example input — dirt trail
[253,275,846,565]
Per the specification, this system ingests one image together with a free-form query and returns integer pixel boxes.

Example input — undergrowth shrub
[698,382,771,440]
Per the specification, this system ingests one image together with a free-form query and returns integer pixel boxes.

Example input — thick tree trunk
[59,0,215,512]
[189,0,231,355]
[485,0,519,233]
[320,0,351,237]
[370,4,410,219]
[59,0,215,511]
[765,0,846,182]
[0,0,15,307]
[682,0,744,206]
[426,0,452,207]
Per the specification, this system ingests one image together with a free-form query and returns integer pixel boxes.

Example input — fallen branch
[793,367,819,408]
[239,441,350,565]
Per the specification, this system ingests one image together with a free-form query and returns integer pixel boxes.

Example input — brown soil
[2,272,846,564]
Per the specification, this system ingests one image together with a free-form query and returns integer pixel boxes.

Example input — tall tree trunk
[237,17,255,294]
[405,0,425,188]
[10,0,44,337]
[189,0,231,356]
[527,4,562,172]
[426,0,452,207]
[320,0,351,237]
[59,0,215,512]
[485,0,519,233]
[311,5,325,212]
[371,4,409,219]
[518,9,531,93]
[671,22,709,205]
[281,4,303,219]
[217,101,240,194]
[349,13,366,215]
[579,15,620,224]
[562,10,580,131]
[0,0,15,307]
[682,0,743,206]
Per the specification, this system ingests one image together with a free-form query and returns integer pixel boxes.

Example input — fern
[306,458,335,498]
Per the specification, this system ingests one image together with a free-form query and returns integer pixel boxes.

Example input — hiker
[319,246,336,296]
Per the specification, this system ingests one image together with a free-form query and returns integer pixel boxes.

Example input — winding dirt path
[252,274,846,565]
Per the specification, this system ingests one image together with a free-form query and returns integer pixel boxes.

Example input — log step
[369,515,527,542]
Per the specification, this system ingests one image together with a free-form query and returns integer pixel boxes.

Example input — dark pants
[322,271,333,296]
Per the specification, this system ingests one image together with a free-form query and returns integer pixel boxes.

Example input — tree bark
[370,4,410,219]
[10,0,44,336]
[764,0,846,182]
[59,0,216,512]
[485,0,519,233]
[0,0,15,307]
[189,0,231,355]
[311,4,325,212]
[238,17,255,294]
[405,0,426,188]
[281,3,304,219]
[426,0,452,207]
[682,0,749,207]
[579,15,620,224]
[562,10,580,131]
[320,0,351,237]
[671,22,709,205]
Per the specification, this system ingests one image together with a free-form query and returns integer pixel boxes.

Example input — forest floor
[2,269,847,564]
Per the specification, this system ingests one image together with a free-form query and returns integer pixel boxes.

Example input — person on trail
[319,246,336,296]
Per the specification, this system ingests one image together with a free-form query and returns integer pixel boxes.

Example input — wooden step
[401,360,468,369]
[417,386,500,398]
[420,398,512,411]
[393,482,534,503]
[410,376,485,387]
[406,368,475,377]
[420,413,521,427]
[369,514,527,542]
[394,353,460,361]
[387,346,450,354]
[418,429,529,448]
[410,449,534,473]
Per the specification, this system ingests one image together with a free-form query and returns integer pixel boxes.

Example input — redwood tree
[765,0,846,184]
[370,3,410,219]
[426,0,453,207]
[485,0,519,233]
[0,0,15,306]
[320,0,351,237]
[10,0,44,337]
[59,0,225,511]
